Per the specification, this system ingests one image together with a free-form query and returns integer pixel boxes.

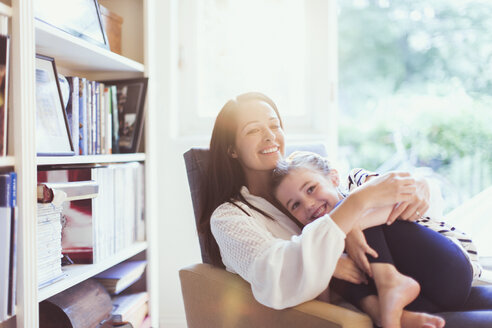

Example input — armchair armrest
[179,263,372,328]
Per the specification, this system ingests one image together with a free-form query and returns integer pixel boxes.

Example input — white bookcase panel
[0,156,15,167]
[38,242,148,302]
[37,153,146,166]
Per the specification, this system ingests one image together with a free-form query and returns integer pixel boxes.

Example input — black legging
[331,220,473,313]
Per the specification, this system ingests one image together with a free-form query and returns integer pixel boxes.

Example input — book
[38,168,99,264]
[0,33,10,157]
[37,203,64,288]
[7,172,16,316]
[94,260,147,295]
[37,180,99,203]
[104,86,112,154]
[0,172,15,321]
[110,85,119,153]
[78,77,87,155]
[66,76,80,156]
[111,292,149,323]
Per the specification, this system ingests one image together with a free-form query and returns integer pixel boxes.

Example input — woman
[200,92,492,327]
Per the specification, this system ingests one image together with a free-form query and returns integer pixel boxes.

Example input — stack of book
[37,203,64,288]
[37,173,100,264]
[38,163,144,264]
[0,172,17,321]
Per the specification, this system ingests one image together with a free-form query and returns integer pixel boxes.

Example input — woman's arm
[211,202,346,310]
[350,169,444,224]
[331,171,417,234]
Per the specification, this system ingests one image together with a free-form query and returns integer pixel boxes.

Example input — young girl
[272,151,479,328]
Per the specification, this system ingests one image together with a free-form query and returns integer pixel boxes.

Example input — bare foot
[373,264,420,328]
[401,310,445,328]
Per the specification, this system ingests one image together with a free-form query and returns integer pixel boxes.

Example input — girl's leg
[329,277,377,310]
[460,285,492,311]
[363,226,420,327]
[330,279,445,328]
[379,221,473,310]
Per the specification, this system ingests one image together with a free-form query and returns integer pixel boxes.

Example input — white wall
[147,1,205,326]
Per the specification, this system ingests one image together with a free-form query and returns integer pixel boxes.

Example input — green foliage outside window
[338,0,492,211]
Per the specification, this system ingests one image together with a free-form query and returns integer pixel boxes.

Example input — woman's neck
[245,170,275,203]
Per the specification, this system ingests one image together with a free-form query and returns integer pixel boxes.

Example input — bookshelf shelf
[0,156,15,167]
[38,241,148,302]
[35,20,144,73]
[0,3,12,17]
[37,153,146,166]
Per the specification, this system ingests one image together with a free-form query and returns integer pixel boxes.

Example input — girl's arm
[211,202,346,310]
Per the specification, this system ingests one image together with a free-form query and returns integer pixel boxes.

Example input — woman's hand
[386,176,430,224]
[345,226,378,278]
[354,172,417,210]
[333,253,368,284]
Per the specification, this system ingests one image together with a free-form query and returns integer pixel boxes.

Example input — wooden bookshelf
[0,156,15,168]
[37,153,146,166]
[38,242,148,302]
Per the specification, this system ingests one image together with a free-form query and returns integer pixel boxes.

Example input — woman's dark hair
[199,92,283,267]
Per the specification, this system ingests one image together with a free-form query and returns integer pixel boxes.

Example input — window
[177,0,338,148]
[338,0,492,259]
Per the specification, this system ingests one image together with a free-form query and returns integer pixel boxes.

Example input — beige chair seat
[180,263,373,328]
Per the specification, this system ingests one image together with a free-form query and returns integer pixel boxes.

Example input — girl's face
[274,168,341,226]
[230,99,285,174]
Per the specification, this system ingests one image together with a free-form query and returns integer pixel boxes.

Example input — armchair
[181,144,373,328]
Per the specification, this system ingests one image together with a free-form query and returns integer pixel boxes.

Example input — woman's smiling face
[230,99,285,174]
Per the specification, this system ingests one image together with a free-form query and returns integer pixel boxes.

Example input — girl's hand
[345,226,378,278]
[386,176,430,224]
[355,172,417,210]
[333,254,368,284]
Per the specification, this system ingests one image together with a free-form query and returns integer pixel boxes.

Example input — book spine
[87,81,92,155]
[67,76,79,156]
[0,173,11,321]
[105,87,112,154]
[95,82,101,155]
[0,34,10,157]
[79,78,87,155]
[7,172,17,316]
[111,86,119,153]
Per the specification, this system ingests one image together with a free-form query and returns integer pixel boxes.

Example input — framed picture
[35,55,74,156]
[102,78,148,153]
[34,0,109,50]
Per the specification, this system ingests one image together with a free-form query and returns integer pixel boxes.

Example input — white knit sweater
[210,186,346,310]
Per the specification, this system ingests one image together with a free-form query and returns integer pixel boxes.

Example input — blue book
[7,172,16,316]
[78,78,88,155]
